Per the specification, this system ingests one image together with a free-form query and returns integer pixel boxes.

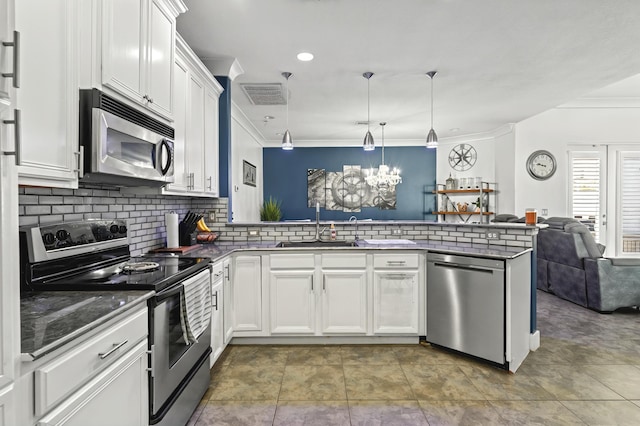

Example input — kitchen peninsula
[188,219,537,373]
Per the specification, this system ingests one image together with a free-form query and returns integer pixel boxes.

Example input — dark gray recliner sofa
[537,217,640,312]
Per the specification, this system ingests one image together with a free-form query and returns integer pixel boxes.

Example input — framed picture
[243,160,256,187]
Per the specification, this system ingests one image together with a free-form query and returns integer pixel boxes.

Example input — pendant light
[281,72,293,150]
[362,72,375,151]
[426,70,438,149]
[365,122,402,188]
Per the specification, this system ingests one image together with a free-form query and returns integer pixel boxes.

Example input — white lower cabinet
[373,270,420,334]
[321,253,368,334]
[270,269,315,334]
[36,340,148,426]
[232,255,262,332]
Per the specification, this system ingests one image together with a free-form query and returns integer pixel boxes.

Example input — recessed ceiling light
[275,132,283,136]
[264,115,275,120]
[449,128,460,132]
[297,52,314,62]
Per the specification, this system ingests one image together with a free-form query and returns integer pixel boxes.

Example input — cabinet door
[269,270,315,334]
[186,72,205,192]
[210,279,224,366]
[15,0,80,188]
[145,0,174,117]
[163,54,188,193]
[36,341,148,426]
[222,259,233,342]
[321,270,367,334]
[0,385,14,426]
[232,256,261,332]
[373,270,419,334]
[101,0,144,103]
[203,85,220,196]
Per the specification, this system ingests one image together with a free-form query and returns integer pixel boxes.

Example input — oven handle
[155,283,184,302]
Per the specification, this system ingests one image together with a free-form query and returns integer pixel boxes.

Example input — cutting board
[149,245,200,254]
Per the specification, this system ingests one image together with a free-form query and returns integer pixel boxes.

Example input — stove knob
[110,224,120,234]
[56,230,69,241]
[119,225,127,234]
[42,233,55,246]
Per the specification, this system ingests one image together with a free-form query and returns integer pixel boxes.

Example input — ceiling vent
[240,83,286,105]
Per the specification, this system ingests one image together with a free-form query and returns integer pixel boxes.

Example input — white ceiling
[177,0,640,147]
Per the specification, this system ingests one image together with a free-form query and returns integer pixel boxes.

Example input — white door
[164,54,188,193]
[568,147,607,245]
[186,72,205,192]
[210,279,224,365]
[609,146,640,257]
[269,270,315,334]
[232,256,262,332]
[373,271,419,334]
[203,86,220,196]
[222,259,233,342]
[146,0,174,117]
[321,270,367,334]
[101,0,144,101]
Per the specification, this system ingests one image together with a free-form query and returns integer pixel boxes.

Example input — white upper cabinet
[163,35,222,197]
[100,0,184,121]
[15,0,82,188]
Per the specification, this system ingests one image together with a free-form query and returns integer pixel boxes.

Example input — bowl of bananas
[196,217,217,243]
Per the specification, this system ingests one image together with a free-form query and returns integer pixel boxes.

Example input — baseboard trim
[230,336,420,345]
[530,330,540,351]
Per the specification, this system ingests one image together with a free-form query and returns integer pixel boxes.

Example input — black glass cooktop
[31,256,210,293]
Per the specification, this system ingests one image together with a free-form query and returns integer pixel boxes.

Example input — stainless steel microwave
[79,89,175,187]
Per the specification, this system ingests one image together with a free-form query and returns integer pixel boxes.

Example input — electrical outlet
[248,230,260,236]
[541,208,548,216]
[485,231,502,240]
[392,228,403,235]
[208,211,216,222]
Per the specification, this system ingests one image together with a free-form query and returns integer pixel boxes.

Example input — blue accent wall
[263,146,437,221]
[216,76,231,204]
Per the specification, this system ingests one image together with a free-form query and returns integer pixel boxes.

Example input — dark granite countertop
[185,239,531,261]
[21,290,153,361]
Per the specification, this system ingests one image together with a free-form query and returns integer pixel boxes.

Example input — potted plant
[260,196,282,221]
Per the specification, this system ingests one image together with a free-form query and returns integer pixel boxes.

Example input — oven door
[92,108,174,182]
[149,270,211,417]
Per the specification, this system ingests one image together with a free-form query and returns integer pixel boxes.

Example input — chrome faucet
[349,215,358,240]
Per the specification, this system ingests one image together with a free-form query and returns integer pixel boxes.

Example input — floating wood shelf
[432,188,495,194]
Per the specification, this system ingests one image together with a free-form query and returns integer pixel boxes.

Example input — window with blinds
[571,156,600,242]
[621,156,640,253]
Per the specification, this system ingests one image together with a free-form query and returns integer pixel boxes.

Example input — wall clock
[448,143,477,171]
[526,150,557,180]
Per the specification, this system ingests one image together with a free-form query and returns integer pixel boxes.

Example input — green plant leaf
[260,196,282,221]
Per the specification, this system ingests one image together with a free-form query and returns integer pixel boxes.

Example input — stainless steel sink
[276,240,357,248]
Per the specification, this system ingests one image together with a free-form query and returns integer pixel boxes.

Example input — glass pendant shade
[426,128,438,149]
[363,130,375,151]
[281,129,293,150]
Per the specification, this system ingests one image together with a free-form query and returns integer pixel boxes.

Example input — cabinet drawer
[373,253,420,269]
[34,306,148,416]
[270,254,315,269]
[321,253,366,269]
[211,261,224,281]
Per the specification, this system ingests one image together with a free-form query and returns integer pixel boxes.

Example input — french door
[569,145,640,257]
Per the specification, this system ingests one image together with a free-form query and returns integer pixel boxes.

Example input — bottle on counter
[330,222,336,240]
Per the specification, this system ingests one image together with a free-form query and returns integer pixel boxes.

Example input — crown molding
[231,102,266,147]
[202,58,245,81]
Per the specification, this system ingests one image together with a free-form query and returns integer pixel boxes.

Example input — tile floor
[188,290,640,425]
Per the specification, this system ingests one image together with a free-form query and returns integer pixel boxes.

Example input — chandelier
[365,122,402,188]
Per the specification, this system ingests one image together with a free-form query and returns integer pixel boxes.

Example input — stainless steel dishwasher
[427,253,505,365]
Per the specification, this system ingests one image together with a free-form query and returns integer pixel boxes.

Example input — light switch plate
[392,229,403,235]
[541,208,548,216]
